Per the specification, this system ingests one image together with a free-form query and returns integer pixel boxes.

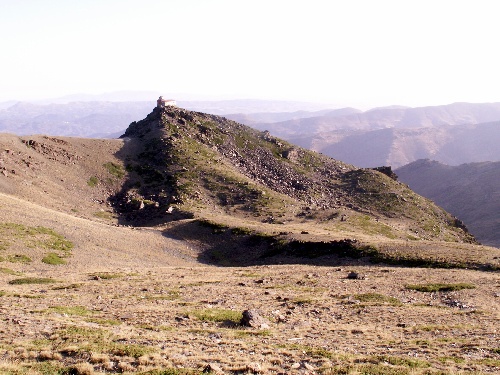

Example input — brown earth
[0,132,499,374]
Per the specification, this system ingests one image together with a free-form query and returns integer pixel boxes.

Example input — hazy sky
[1,0,499,108]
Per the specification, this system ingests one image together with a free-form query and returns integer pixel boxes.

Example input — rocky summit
[111,106,475,248]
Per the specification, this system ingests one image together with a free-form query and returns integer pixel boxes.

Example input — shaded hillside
[396,159,500,247]
[109,106,475,246]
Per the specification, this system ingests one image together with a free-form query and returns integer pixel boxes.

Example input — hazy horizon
[2,0,500,109]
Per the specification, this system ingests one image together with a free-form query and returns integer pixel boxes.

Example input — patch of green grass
[438,356,465,364]
[373,355,430,368]
[30,361,67,375]
[234,329,272,337]
[90,272,123,280]
[109,342,154,358]
[9,277,57,285]
[87,176,99,187]
[0,291,6,297]
[0,267,22,275]
[86,318,122,326]
[354,293,402,305]
[0,223,73,254]
[142,290,181,300]
[59,326,108,341]
[6,254,32,263]
[57,325,155,358]
[238,272,262,278]
[42,252,66,265]
[190,308,242,323]
[104,162,125,178]
[49,305,93,316]
[284,343,333,359]
[137,324,173,331]
[93,211,114,219]
[52,283,82,290]
[405,283,476,292]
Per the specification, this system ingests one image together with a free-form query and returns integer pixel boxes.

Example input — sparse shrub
[405,283,476,292]
[42,252,66,265]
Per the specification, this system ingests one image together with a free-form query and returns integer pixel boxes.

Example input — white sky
[1,0,499,108]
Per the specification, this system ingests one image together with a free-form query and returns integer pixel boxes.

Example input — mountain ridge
[109,106,475,250]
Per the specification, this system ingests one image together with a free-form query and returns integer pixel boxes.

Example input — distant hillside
[396,159,500,247]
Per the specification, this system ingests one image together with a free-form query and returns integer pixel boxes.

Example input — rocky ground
[1,261,499,374]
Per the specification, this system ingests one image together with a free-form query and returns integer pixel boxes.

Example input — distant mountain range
[228,102,500,167]
[396,159,500,247]
[2,99,500,168]
[0,101,153,138]
[0,99,335,138]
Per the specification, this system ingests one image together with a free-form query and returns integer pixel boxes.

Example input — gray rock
[241,309,270,329]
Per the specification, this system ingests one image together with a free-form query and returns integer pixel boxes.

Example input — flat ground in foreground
[1,263,499,374]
